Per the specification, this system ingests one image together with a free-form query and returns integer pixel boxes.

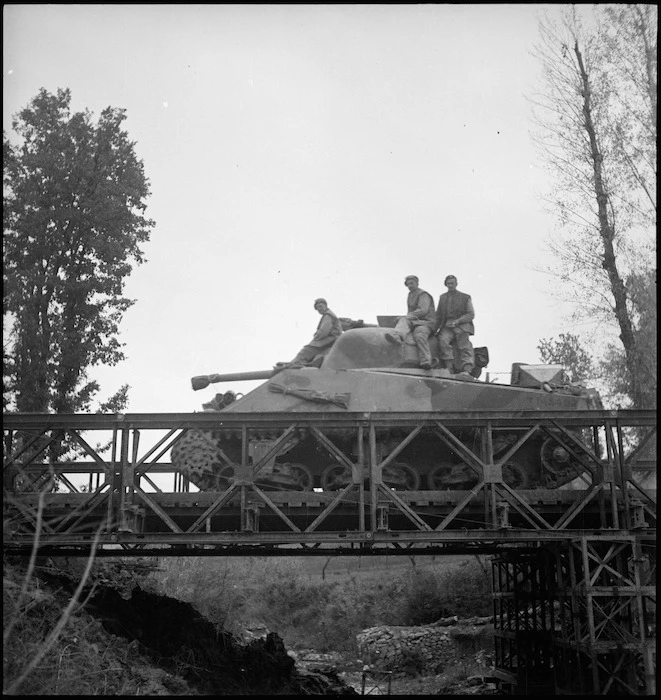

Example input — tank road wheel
[502,461,529,489]
[170,430,234,491]
[540,438,572,473]
[280,462,315,491]
[540,437,582,487]
[427,462,477,490]
[382,461,420,491]
[321,463,352,491]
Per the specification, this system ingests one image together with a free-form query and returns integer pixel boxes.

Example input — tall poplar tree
[530,5,656,408]
[3,88,155,413]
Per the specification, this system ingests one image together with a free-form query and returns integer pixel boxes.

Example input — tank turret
[172,323,602,492]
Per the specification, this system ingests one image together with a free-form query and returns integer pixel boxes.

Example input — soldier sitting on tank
[384,275,436,370]
[435,274,475,376]
[288,298,343,367]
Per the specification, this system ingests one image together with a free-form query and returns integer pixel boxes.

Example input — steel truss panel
[4,411,656,694]
[553,537,656,696]
[3,410,656,555]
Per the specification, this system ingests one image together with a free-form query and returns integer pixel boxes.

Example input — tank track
[171,426,588,492]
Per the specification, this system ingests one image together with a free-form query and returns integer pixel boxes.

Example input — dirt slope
[3,560,356,695]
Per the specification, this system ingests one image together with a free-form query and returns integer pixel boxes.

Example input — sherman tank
[172,319,603,493]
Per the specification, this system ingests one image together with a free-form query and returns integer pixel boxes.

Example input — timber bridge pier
[3,409,656,695]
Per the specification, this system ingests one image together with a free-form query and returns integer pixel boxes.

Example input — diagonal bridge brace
[306,424,365,531]
[553,482,605,530]
[376,483,432,530]
[582,540,637,587]
[4,428,69,492]
[250,423,301,478]
[367,424,431,530]
[50,484,112,535]
[4,493,57,534]
[186,424,303,533]
[47,429,125,534]
[545,421,602,479]
[133,486,183,533]
[432,421,551,530]
[4,427,63,469]
[134,428,182,480]
[185,481,302,533]
[305,483,360,533]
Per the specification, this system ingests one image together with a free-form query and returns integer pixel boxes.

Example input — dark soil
[15,563,355,696]
[89,585,356,695]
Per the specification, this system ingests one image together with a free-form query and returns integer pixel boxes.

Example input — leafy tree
[537,333,595,384]
[598,269,657,408]
[3,88,154,414]
[600,4,656,225]
[538,270,656,408]
[530,6,656,408]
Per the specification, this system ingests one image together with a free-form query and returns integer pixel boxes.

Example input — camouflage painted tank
[172,322,602,492]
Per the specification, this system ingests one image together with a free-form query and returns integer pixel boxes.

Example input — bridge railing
[3,410,656,553]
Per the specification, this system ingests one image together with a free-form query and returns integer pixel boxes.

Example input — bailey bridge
[3,409,656,695]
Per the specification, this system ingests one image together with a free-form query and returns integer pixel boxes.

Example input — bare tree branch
[529,6,656,407]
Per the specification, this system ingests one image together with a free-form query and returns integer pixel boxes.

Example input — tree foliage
[599,268,657,408]
[537,333,595,384]
[3,88,154,413]
[530,5,656,408]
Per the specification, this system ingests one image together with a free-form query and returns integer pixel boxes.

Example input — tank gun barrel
[191,370,276,391]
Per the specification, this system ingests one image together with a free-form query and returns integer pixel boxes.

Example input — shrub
[398,646,428,677]
[383,559,492,626]
[150,556,494,653]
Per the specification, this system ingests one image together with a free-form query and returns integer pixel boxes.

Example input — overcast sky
[4,4,584,413]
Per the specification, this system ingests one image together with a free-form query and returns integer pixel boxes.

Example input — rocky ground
[292,648,501,695]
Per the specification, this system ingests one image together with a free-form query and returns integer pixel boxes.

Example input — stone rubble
[357,616,493,676]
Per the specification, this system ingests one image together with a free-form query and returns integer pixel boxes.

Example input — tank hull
[172,366,600,492]
[221,367,600,413]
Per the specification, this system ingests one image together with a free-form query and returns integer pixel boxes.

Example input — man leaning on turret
[289,298,343,367]
[435,275,475,375]
[385,275,436,370]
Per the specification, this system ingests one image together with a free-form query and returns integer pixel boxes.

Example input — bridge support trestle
[492,536,655,695]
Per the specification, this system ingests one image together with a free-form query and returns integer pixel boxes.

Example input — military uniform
[291,301,342,365]
[391,286,436,368]
[435,289,475,372]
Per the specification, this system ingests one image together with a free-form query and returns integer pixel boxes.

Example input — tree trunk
[573,41,642,407]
